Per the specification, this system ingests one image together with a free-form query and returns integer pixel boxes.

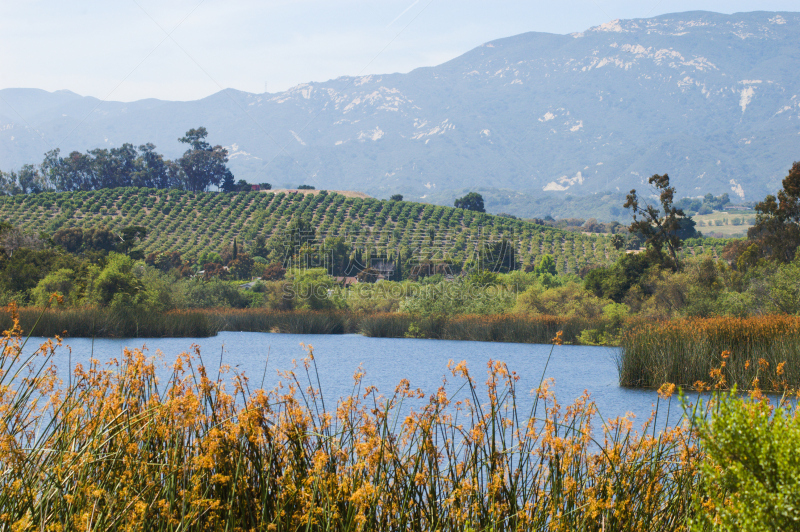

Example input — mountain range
[1,10,799,219]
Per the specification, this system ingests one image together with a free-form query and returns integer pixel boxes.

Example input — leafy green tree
[584,253,652,303]
[251,235,268,259]
[283,217,317,267]
[624,173,689,271]
[132,143,180,189]
[534,254,557,276]
[117,226,147,256]
[88,144,138,188]
[235,179,252,192]
[766,254,800,314]
[16,164,47,194]
[178,278,248,308]
[390,194,403,201]
[0,248,78,299]
[179,128,212,151]
[322,236,351,277]
[514,282,610,318]
[53,228,84,254]
[454,192,485,213]
[229,254,255,280]
[178,127,234,192]
[31,268,78,306]
[747,161,800,263]
[287,268,340,310]
[83,227,117,254]
[91,253,143,306]
[0,171,16,195]
[221,172,236,192]
[468,269,499,286]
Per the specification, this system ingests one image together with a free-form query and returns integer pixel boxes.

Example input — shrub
[690,390,800,530]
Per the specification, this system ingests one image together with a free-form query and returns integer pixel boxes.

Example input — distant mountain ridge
[1,10,799,218]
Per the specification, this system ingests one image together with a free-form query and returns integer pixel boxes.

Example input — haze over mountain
[1,10,799,218]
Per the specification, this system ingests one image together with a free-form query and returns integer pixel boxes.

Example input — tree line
[0,127,260,195]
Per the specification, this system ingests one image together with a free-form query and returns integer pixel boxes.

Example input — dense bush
[690,390,800,530]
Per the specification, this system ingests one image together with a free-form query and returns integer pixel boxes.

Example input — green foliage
[399,280,516,317]
[624,173,692,270]
[514,281,611,319]
[91,253,143,307]
[0,248,79,300]
[286,268,342,310]
[691,391,800,531]
[584,253,654,303]
[748,161,800,263]
[31,268,78,307]
[767,255,800,314]
[534,254,557,276]
[0,188,635,275]
[179,278,250,308]
[454,192,485,212]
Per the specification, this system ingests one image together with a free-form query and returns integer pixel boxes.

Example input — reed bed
[1,307,597,346]
[0,306,217,338]
[209,308,355,335]
[0,307,356,338]
[357,313,595,345]
[441,315,597,344]
[356,312,413,338]
[619,316,800,389]
[0,307,703,531]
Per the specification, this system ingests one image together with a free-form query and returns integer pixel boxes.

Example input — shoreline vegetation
[3,144,800,526]
[1,314,798,529]
[1,306,598,345]
[7,306,800,390]
[1,163,800,394]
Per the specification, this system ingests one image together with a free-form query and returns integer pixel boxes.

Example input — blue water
[19,332,688,432]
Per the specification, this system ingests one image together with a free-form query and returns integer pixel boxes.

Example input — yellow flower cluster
[0,309,701,530]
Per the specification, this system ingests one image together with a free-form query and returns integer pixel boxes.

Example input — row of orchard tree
[0,128,240,195]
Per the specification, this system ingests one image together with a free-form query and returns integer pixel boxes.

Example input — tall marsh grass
[1,307,598,346]
[0,307,355,338]
[441,315,596,344]
[619,316,800,389]
[358,313,596,344]
[0,306,217,338]
[0,306,702,530]
[211,308,354,334]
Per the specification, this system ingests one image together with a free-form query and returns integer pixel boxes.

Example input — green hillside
[0,188,730,273]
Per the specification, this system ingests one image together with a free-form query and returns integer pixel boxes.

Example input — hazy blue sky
[1,0,797,101]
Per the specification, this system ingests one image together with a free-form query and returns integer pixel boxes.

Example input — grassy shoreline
[8,306,800,391]
[0,307,599,345]
[0,326,701,530]
[3,322,798,529]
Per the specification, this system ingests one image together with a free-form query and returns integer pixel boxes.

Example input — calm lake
[23,332,688,430]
